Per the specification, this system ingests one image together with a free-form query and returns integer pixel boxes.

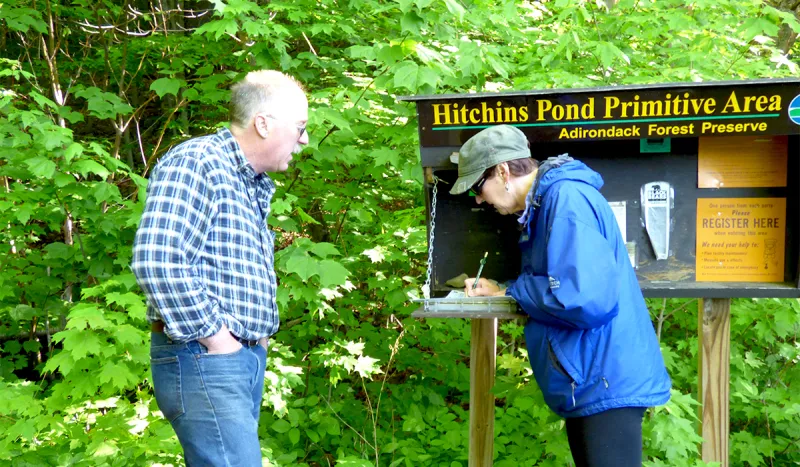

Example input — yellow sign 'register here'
[696,198,786,282]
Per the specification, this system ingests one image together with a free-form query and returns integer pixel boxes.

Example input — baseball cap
[449,125,532,195]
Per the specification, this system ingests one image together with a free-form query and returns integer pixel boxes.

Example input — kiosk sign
[402,78,800,298]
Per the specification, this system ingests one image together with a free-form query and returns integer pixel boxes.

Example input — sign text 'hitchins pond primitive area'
[418,81,800,144]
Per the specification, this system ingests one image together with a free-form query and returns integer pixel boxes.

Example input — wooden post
[412,298,520,466]
[698,298,731,467]
[469,318,497,467]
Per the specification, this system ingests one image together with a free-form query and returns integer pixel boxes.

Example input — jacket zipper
[548,341,578,408]
[570,382,577,407]
[603,377,609,389]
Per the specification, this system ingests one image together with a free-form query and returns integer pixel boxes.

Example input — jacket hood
[518,155,604,226]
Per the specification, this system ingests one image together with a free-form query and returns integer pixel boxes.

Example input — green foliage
[2,0,800,465]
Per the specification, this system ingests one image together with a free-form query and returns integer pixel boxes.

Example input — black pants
[565,407,647,467]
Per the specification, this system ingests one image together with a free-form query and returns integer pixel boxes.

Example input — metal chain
[422,176,438,300]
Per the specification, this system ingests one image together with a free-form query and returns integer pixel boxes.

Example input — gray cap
[450,125,532,195]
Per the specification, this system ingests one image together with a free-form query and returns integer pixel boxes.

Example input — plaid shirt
[132,127,279,342]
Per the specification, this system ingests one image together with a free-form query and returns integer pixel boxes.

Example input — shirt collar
[216,127,258,179]
[517,171,541,226]
[516,154,574,226]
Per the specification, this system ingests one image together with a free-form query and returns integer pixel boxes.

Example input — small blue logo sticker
[789,95,800,125]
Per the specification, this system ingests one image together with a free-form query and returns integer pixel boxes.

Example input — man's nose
[475,195,485,205]
[299,129,309,145]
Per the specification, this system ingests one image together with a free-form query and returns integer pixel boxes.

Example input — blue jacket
[506,157,671,418]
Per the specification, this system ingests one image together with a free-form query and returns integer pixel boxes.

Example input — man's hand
[198,324,242,355]
[464,278,505,297]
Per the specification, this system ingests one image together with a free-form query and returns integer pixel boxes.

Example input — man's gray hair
[229,70,304,128]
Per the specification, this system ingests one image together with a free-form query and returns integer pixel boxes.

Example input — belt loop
[232,335,258,347]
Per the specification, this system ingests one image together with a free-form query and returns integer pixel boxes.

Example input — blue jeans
[150,331,267,467]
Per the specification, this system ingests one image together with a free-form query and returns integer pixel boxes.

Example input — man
[132,70,309,466]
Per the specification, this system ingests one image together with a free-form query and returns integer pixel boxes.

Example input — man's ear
[254,114,270,139]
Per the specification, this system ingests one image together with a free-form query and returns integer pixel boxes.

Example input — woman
[452,125,671,467]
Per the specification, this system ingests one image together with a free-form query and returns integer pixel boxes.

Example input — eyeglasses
[470,172,490,196]
[265,115,306,139]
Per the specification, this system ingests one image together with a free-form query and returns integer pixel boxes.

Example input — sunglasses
[469,172,490,196]
[265,115,307,139]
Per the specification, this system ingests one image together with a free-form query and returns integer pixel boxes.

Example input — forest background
[1,0,800,465]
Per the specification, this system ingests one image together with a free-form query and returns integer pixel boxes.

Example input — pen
[472,251,488,290]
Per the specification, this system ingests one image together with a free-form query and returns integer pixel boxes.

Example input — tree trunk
[769,0,800,53]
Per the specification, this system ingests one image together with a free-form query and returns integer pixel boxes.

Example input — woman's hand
[464,278,505,297]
